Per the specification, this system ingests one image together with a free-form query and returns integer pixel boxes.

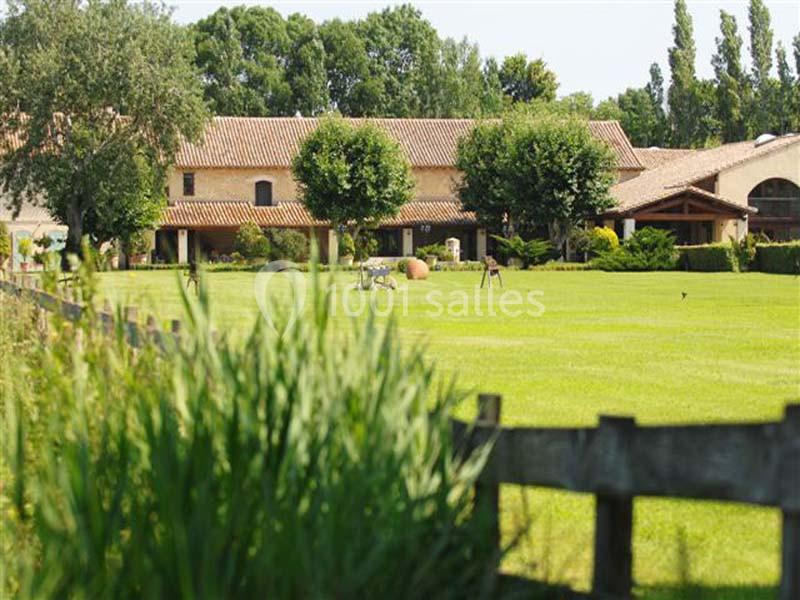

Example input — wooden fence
[0,273,184,351]
[2,273,799,599]
[456,394,800,600]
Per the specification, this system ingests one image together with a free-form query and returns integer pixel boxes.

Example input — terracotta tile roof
[634,147,698,169]
[610,135,800,213]
[175,116,643,170]
[161,200,476,229]
[587,121,644,170]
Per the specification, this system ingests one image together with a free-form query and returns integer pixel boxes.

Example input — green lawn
[97,269,800,596]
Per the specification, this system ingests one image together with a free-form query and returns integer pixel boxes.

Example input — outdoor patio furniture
[480,256,502,288]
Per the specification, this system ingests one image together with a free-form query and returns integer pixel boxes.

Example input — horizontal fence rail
[455,395,800,600]
[2,274,798,599]
[0,274,184,352]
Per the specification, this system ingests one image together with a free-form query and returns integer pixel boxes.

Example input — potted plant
[17,237,33,272]
[338,232,355,266]
[415,243,448,268]
[125,230,151,266]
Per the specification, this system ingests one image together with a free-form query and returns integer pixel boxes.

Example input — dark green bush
[234,221,270,259]
[1,272,497,598]
[266,228,308,262]
[592,227,677,271]
[756,242,800,274]
[678,244,738,272]
[491,235,554,268]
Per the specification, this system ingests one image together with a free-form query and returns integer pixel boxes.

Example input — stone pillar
[327,229,338,264]
[736,218,748,241]
[623,219,636,241]
[402,228,413,256]
[178,229,188,264]
[477,228,487,260]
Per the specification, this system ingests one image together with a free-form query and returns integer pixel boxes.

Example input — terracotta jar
[405,258,429,280]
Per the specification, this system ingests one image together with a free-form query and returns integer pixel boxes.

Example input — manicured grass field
[97,269,800,597]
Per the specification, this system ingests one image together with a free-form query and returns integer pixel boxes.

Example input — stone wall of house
[716,142,800,207]
[168,166,465,204]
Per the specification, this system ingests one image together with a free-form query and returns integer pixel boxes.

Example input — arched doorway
[748,178,800,241]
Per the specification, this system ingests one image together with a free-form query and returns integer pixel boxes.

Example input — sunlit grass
[96,268,800,596]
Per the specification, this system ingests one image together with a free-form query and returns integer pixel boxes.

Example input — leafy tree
[0,0,208,260]
[615,88,667,147]
[355,5,441,117]
[456,114,616,253]
[499,53,558,103]
[712,11,749,142]
[193,7,292,116]
[557,92,595,117]
[668,0,701,146]
[285,13,329,116]
[645,63,669,145]
[794,33,800,77]
[319,18,377,116]
[292,117,414,248]
[434,37,485,117]
[775,42,797,134]
[748,0,775,134]
[480,58,505,116]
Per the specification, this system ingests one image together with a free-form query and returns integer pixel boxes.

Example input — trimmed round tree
[292,118,414,264]
[456,112,616,255]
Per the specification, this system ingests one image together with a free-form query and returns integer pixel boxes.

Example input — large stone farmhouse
[2,116,798,265]
[158,116,800,263]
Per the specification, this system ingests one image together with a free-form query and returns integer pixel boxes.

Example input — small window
[183,173,195,196]
[255,180,273,206]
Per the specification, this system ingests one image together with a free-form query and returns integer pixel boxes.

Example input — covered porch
[602,186,755,245]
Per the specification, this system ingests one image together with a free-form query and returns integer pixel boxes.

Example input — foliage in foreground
[0,271,496,598]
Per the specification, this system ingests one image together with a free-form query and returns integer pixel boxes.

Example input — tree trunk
[62,201,84,270]
[548,221,570,261]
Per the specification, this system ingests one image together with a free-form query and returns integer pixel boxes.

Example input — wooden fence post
[476,393,502,554]
[592,415,635,599]
[125,306,139,348]
[780,404,800,600]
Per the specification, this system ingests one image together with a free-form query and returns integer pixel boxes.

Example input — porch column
[477,228,487,260]
[327,228,338,264]
[623,219,636,241]
[177,229,188,264]
[402,228,413,256]
[736,218,748,241]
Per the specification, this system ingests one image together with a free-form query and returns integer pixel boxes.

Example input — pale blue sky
[2,1,798,101]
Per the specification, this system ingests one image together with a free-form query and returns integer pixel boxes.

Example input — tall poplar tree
[748,0,775,133]
[645,63,669,145]
[712,11,748,142]
[775,42,797,134]
[668,0,700,146]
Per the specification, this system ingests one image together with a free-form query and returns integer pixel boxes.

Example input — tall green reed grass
[1,267,496,598]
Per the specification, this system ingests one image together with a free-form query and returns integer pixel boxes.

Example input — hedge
[678,244,738,272]
[756,242,800,274]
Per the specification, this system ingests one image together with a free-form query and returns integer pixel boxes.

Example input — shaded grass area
[96,269,800,595]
